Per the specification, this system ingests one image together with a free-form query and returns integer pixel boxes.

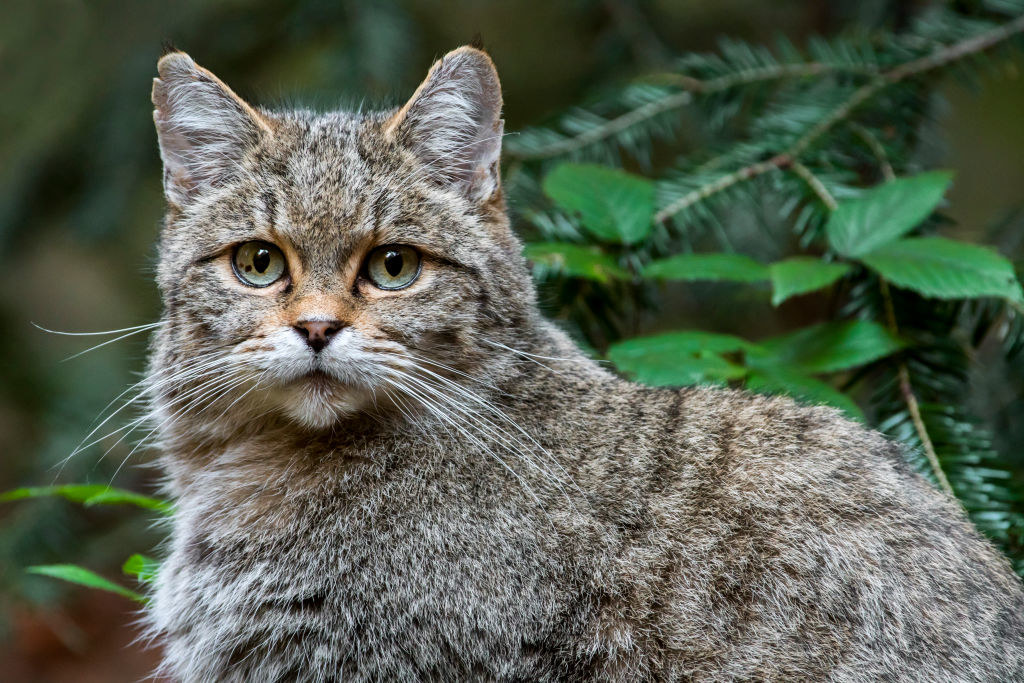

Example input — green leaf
[610,330,758,356]
[860,237,1024,303]
[608,331,753,387]
[523,242,629,283]
[745,367,864,421]
[642,253,769,283]
[769,257,851,306]
[825,171,953,257]
[0,484,173,514]
[613,354,746,387]
[27,565,147,603]
[542,163,655,245]
[122,554,159,584]
[755,320,904,373]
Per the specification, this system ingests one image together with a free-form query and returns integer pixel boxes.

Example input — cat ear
[151,51,273,208]
[384,46,504,203]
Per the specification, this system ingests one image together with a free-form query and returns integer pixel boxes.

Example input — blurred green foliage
[3,0,1024,660]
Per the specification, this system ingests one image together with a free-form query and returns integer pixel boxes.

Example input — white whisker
[381,375,544,510]
[60,326,161,362]
[32,321,163,336]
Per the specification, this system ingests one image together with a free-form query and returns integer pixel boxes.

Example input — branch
[513,90,694,161]
[652,155,790,224]
[849,122,895,181]
[788,160,838,211]
[508,63,871,161]
[653,14,1024,225]
[644,62,862,91]
[879,279,957,498]
[884,13,1024,82]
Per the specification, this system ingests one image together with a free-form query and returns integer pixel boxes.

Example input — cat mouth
[301,369,336,388]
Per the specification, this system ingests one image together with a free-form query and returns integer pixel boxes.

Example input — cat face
[150,48,533,430]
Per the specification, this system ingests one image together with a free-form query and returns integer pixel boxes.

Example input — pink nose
[293,319,344,352]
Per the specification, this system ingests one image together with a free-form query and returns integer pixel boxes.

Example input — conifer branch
[653,14,1024,225]
[513,90,694,161]
[788,160,838,211]
[653,155,789,224]
[643,62,867,91]
[884,13,1024,82]
[510,64,870,161]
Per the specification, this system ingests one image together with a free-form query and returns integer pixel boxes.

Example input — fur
[145,47,1024,681]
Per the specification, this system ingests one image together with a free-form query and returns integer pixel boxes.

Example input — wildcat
[146,46,1024,681]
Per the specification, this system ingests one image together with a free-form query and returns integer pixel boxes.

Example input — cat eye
[232,241,286,287]
[365,245,421,290]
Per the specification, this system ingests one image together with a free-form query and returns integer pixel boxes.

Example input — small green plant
[1,486,168,601]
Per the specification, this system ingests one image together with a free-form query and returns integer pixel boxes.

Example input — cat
[146,46,1024,681]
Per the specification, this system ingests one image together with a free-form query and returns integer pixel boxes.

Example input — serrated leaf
[608,331,754,387]
[745,367,864,421]
[0,484,172,514]
[755,320,904,373]
[825,171,953,257]
[769,257,851,305]
[642,253,769,282]
[122,554,159,584]
[860,237,1024,303]
[27,565,147,603]
[542,163,655,245]
[523,242,629,283]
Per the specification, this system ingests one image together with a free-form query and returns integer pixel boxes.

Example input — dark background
[2,1,1022,679]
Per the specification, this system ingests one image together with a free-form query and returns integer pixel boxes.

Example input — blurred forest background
[2,0,1023,679]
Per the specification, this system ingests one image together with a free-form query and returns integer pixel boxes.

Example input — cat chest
[154,501,576,671]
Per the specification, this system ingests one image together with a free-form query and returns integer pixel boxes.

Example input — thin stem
[879,278,956,498]
[513,90,694,161]
[510,64,864,161]
[644,62,853,91]
[849,122,895,181]
[653,155,790,224]
[884,13,1024,82]
[788,160,838,211]
[653,14,1024,224]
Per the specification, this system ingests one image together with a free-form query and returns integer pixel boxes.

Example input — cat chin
[275,381,374,430]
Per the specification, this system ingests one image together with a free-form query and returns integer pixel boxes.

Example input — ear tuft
[385,46,504,203]
[152,51,271,209]
[159,40,180,58]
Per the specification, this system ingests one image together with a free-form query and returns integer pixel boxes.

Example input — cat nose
[293,319,344,353]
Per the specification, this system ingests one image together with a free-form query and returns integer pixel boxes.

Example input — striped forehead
[271,115,381,266]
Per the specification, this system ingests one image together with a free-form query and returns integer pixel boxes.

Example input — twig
[644,62,857,91]
[849,122,896,181]
[653,154,790,224]
[884,13,1024,82]
[879,279,956,498]
[510,64,861,161]
[516,90,694,162]
[788,160,838,211]
[653,14,1024,224]
[510,14,1024,162]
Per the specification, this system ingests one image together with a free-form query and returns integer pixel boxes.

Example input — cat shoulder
[671,385,920,498]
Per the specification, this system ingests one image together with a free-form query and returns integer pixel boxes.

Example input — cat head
[150,47,535,432]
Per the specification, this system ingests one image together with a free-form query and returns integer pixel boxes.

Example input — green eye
[365,245,421,290]
[232,241,286,287]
